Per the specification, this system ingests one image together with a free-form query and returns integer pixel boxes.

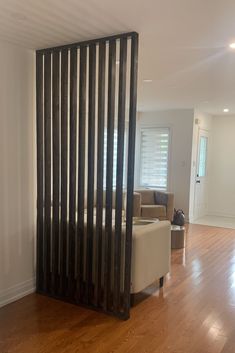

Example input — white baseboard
[189,212,235,223]
[207,211,235,218]
[0,278,36,308]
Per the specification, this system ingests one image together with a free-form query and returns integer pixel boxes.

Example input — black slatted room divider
[36,32,138,319]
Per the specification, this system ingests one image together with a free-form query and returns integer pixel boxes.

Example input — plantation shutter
[140,127,170,189]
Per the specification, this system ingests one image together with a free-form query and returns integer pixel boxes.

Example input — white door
[194,129,209,220]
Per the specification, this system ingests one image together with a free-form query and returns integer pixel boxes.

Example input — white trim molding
[0,278,36,308]
[207,211,235,218]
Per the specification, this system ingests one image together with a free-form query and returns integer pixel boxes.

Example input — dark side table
[171,225,185,249]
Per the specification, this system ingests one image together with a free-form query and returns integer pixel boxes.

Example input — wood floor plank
[1,224,235,353]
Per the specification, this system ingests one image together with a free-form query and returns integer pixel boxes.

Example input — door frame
[193,128,209,220]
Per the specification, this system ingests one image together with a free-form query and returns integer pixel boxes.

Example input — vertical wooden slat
[60,49,68,296]
[44,52,52,293]
[94,41,106,307]
[68,48,77,298]
[36,53,44,292]
[104,39,116,312]
[114,38,127,313]
[86,43,96,303]
[123,34,138,318]
[52,51,60,295]
[77,45,87,301]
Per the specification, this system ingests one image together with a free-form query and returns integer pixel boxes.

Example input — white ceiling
[1,0,235,115]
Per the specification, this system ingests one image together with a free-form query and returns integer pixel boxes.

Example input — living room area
[1,1,235,352]
[134,108,235,231]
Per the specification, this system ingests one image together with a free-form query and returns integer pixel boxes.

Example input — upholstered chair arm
[166,192,174,222]
[131,220,171,293]
[154,191,174,222]
[132,192,141,217]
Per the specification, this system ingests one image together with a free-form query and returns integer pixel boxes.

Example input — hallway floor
[193,215,235,229]
[1,224,235,353]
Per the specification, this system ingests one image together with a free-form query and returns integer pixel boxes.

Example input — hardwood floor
[1,224,235,353]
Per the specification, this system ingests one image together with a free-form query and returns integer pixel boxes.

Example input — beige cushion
[141,205,166,218]
[137,190,155,205]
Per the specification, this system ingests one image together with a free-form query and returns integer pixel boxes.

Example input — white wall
[135,109,194,220]
[208,115,235,217]
[189,110,213,221]
[0,41,35,307]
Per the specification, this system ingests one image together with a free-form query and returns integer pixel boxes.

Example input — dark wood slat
[68,48,77,298]
[52,51,60,295]
[86,43,96,304]
[60,49,68,296]
[36,53,44,292]
[114,38,127,313]
[36,32,137,54]
[44,52,52,293]
[123,33,139,319]
[94,41,106,307]
[104,39,116,312]
[77,45,87,301]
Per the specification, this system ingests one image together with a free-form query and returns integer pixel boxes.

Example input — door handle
[196,180,200,184]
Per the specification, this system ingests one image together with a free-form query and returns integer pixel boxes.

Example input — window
[140,127,170,190]
[198,136,208,177]
[103,128,127,188]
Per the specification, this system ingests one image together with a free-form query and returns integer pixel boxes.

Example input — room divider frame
[36,32,138,319]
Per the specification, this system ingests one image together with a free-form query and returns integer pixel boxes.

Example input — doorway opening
[189,114,235,229]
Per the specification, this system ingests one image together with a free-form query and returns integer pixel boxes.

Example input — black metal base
[159,276,164,288]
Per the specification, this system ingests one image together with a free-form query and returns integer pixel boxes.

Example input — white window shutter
[140,127,170,190]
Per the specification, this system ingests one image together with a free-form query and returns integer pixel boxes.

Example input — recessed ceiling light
[223,108,229,113]
[229,43,235,49]
[143,79,153,83]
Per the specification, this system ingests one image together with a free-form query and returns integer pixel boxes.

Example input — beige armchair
[133,189,174,222]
